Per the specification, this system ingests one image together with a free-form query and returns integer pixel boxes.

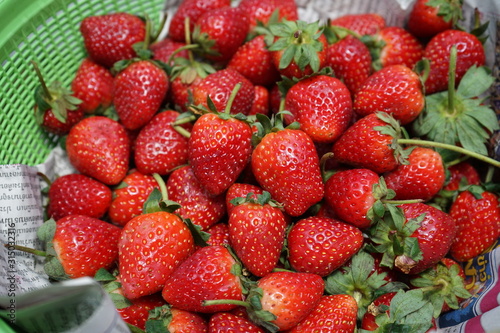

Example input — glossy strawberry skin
[53,215,121,278]
[162,245,244,313]
[205,222,231,247]
[38,105,85,136]
[330,13,385,36]
[360,292,397,330]
[251,129,325,217]
[449,190,500,262]
[443,161,480,191]
[116,293,166,330]
[167,308,209,332]
[150,38,189,66]
[188,113,253,196]
[118,211,195,299]
[133,110,190,176]
[209,312,265,333]
[66,116,130,185]
[353,64,425,125]
[225,183,264,214]
[287,217,364,276]
[407,0,455,39]
[249,85,270,116]
[376,26,424,69]
[284,75,353,143]
[80,12,145,68]
[47,173,112,221]
[114,60,169,131]
[238,0,298,32]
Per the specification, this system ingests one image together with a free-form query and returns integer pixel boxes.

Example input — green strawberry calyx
[230,191,283,210]
[426,0,464,26]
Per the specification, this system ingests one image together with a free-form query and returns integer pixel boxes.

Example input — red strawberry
[287,294,358,333]
[118,211,195,299]
[66,116,130,185]
[188,111,253,196]
[238,0,298,32]
[443,161,480,191]
[80,12,146,68]
[384,146,446,201]
[287,216,364,276]
[423,29,485,94]
[168,0,231,43]
[326,35,372,96]
[194,6,249,63]
[228,192,287,277]
[162,245,244,313]
[133,110,190,176]
[209,312,265,333]
[372,26,424,69]
[225,183,264,214]
[146,305,209,332]
[37,215,121,279]
[227,35,281,87]
[191,68,255,116]
[360,292,397,330]
[114,60,169,130]
[329,13,385,36]
[47,173,112,221]
[116,293,166,330]
[449,188,500,262]
[353,64,425,125]
[167,165,226,230]
[249,85,270,116]
[284,74,353,143]
[150,37,189,66]
[251,122,325,217]
[108,170,159,226]
[205,222,231,247]
[407,0,463,40]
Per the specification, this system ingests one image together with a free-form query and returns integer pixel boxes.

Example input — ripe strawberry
[118,211,195,299]
[146,304,209,332]
[225,183,264,214]
[353,64,425,125]
[66,116,130,185]
[251,119,325,217]
[47,173,112,221]
[208,312,265,333]
[287,216,364,276]
[371,26,424,69]
[150,37,189,66]
[407,0,463,40]
[114,60,169,131]
[443,161,480,191]
[238,0,298,32]
[108,170,159,226]
[227,35,281,87]
[205,222,231,247]
[36,215,121,279]
[162,245,244,313]
[384,147,445,201]
[249,85,270,116]
[116,293,166,330]
[168,0,231,43]
[80,12,146,68]
[423,29,485,94]
[133,110,190,176]
[449,187,500,262]
[326,35,372,95]
[191,68,255,116]
[329,13,385,36]
[194,6,249,63]
[188,110,253,196]
[284,74,353,143]
[228,192,287,277]
[167,165,226,230]
[287,294,358,333]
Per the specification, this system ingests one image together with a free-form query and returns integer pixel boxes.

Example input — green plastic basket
[0,0,166,165]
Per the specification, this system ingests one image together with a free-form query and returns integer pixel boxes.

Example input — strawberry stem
[447,45,457,114]
[202,299,249,308]
[152,173,169,201]
[4,243,48,257]
[31,61,52,100]
[37,172,52,187]
[224,82,242,114]
[173,125,191,138]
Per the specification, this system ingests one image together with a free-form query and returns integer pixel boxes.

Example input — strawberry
[228,191,287,277]
[80,12,146,68]
[193,6,249,63]
[167,165,226,230]
[108,170,159,226]
[384,146,446,201]
[251,115,325,217]
[36,215,121,279]
[47,173,112,221]
[118,211,195,299]
[227,35,281,87]
[205,222,231,247]
[287,216,364,276]
[249,85,271,116]
[113,60,169,131]
[283,74,353,143]
[116,292,166,330]
[329,13,385,36]
[150,37,189,66]
[353,64,425,125]
[66,116,130,185]
[407,0,463,40]
[287,294,358,333]
[238,0,298,32]
[443,161,480,191]
[162,245,244,313]
[133,110,190,176]
[208,312,265,333]
[423,29,486,95]
[449,187,500,262]
[146,304,208,332]
[191,68,255,116]
[325,34,372,95]
[168,0,231,43]
[225,183,264,214]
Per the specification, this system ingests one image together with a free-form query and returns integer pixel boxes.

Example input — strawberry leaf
[145,305,172,333]
[457,65,494,98]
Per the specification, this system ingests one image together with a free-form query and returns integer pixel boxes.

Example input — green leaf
[94,268,117,282]
[109,293,132,310]
[279,44,297,70]
[37,218,57,244]
[44,256,69,280]
[403,237,422,262]
[457,65,494,98]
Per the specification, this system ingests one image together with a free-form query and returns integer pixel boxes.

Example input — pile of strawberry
[26,0,500,332]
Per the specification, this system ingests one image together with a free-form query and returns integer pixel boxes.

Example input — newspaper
[1,0,499,332]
